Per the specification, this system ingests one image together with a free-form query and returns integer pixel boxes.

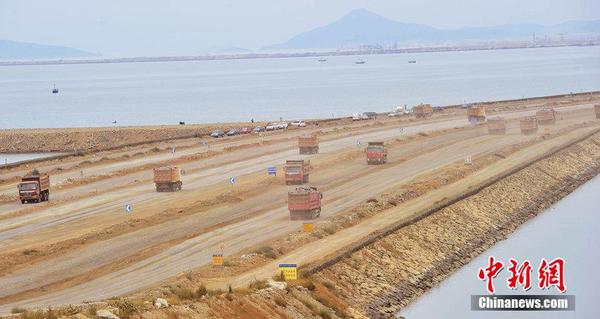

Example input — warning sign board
[278,263,298,281]
[212,253,224,267]
[302,222,314,232]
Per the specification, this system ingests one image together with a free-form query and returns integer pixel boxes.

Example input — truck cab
[18,174,50,204]
[366,142,387,165]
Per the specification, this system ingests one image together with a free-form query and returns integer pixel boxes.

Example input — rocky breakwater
[310,132,600,318]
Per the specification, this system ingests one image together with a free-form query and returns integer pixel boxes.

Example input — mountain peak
[343,8,381,19]
[266,10,600,50]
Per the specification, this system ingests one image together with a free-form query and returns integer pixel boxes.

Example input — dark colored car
[210,130,225,138]
[227,128,240,136]
[240,127,252,134]
[253,126,266,133]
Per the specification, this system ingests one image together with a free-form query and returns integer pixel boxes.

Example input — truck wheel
[21,200,26,204]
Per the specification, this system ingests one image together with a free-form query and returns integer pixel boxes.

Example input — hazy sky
[1,0,599,57]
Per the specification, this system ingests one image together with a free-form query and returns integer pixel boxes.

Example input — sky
[0,0,599,57]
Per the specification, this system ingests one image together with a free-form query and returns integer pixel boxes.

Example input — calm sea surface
[399,175,600,319]
[0,46,599,129]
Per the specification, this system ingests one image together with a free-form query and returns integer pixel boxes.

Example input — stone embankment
[312,131,600,318]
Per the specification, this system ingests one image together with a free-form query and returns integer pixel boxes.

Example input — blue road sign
[124,204,133,214]
[229,177,236,184]
[267,166,277,176]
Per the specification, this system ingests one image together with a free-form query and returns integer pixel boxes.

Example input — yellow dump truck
[413,104,433,119]
[487,117,506,134]
[467,106,486,124]
[536,108,556,125]
[298,136,319,154]
[153,166,183,192]
[520,116,538,135]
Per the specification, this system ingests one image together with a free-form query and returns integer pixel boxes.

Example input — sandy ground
[0,94,598,314]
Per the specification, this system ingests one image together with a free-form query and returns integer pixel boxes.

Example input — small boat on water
[52,84,59,94]
[408,60,417,64]
[355,60,366,65]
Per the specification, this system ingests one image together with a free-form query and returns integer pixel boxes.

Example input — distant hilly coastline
[0,40,94,60]
[266,8,600,50]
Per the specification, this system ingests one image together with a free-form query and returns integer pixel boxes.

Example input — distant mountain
[267,9,600,50]
[0,40,94,60]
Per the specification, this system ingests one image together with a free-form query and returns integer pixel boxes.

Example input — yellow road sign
[278,263,298,281]
[212,253,224,267]
[303,222,314,232]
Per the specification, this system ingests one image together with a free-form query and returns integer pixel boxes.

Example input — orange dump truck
[594,104,600,119]
[284,160,310,185]
[536,108,556,125]
[18,173,50,204]
[298,136,319,154]
[288,186,322,220]
[520,116,538,135]
[413,104,433,118]
[487,117,506,135]
[366,142,387,165]
[467,106,486,124]
[153,166,183,192]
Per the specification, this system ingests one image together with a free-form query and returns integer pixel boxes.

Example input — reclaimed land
[5,112,600,318]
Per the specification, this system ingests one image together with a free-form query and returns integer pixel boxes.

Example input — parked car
[227,128,240,136]
[352,113,362,121]
[277,122,289,129]
[290,121,307,127]
[253,126,266,133]
[266,123,278,131]
[388,112,400,117]
[210,130,225,138]
[240,127,252,134]
[363,112,377,119]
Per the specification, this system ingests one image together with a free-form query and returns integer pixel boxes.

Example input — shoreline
[1,91,598,157]
[1,40,598,67]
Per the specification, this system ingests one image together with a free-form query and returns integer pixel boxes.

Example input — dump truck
[487,117,507,135]
[366,142,387,165]
[284,160,310,185]
[18,173,50,204]
[536,108,556,125]
[594,104,600,119]
[467,106,486,124]
[288,186,322,220]
[153,166,183,192]
[520,116,538,135]
[413,104,433,118]
[298,136,319,154]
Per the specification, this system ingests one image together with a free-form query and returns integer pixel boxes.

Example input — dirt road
[0,99,597,314]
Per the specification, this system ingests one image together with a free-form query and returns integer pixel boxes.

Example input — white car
[266,123,278,131]
[290,121,306,127]
[388,112,400,117]
[277,122,289,129]
[352,113,362,121]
